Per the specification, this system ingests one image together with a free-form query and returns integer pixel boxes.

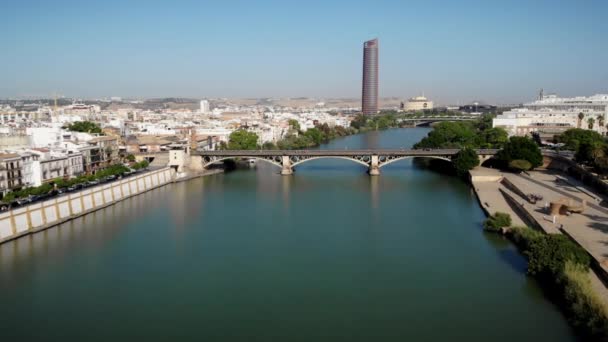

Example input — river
[0,128,578,341]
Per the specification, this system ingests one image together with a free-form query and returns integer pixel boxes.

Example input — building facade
[362,39,379,116]
[0,154,23,196]
[200,100,210,114]
[403,96,433,111]
[493,94,608,137]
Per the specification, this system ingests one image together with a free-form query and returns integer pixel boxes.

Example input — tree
[578,112,585,128]
[303,128,325,145]
[474,114,495,131]
[576,141,605,165]
[261,141,277,150]
[414,122,477,149]
[125,154,136,162]
[287,119,300,133]
[479,127,508,148]
[227,130,259,150]
[508,159,532,172]
[496,136,542,169]
[350,115,368,130]
[66,121,103,134]
[453,147,479,177]
[483,212,512,232]
[557,128,603,152]
[526,234,590,278]
[587,117,595,130]
[598,115,605,135]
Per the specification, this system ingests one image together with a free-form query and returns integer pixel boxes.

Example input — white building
[404,96,434,111]
[493,93,608,137]
[200,100,210,114]
[30,149,84,186]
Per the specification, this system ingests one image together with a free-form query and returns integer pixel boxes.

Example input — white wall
[0,167,175,244]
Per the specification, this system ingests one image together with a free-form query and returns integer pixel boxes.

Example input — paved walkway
[510,171,608,271]
[471,167,608,303]
[471,169,525,226]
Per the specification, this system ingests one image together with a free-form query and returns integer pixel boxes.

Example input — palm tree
[588,117,595,130]
[578,112,585,128]
[599,115,605,135]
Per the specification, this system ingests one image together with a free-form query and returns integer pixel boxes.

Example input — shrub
[562,261,608,340]
[509,226,544,251]
[508,159,532,172]
[483,212,512,231]
[496,136,542,169]
[453,147,479,177]
[507,227,608,338]
[526,234,590,278]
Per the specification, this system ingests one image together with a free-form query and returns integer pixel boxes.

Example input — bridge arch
[378,155,452,169]
[201,156,282,169]
[290,156,370,168]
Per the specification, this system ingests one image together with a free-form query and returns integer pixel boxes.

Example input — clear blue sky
[1,0,607,104]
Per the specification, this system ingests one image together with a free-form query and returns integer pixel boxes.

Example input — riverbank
[0,167,225,245]
[470,166,608,339]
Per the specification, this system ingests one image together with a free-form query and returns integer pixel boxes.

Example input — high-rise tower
[362,38,378,115]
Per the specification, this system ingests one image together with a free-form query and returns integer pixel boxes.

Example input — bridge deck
[194,149,498,156]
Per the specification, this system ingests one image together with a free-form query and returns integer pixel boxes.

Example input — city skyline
[1,0,607,104]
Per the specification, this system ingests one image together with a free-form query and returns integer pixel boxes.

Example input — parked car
[16,198,31,206]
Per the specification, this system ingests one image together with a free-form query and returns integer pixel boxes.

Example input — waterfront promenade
[471,167,608,304]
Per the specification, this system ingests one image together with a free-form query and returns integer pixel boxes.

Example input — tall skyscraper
[362,38,379,116]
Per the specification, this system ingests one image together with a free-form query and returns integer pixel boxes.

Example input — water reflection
[281,174,292,211]
[370,176,380,209]
[0,185,171,278]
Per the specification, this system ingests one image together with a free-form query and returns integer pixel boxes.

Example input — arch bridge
[194,149,498,176]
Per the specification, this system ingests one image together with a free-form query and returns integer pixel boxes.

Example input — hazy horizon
[1,0,607,104]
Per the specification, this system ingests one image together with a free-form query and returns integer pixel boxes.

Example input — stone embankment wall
[0,167,175,244]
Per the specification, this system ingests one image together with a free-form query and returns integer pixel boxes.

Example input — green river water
[0,128,578,341]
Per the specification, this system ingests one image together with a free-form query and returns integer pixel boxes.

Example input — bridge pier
[368,155,380,176]
[281,156,293,175]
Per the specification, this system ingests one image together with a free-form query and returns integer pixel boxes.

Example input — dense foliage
[226,130,259,150]
[483,212,512,232]
[2,164,135,203]
[562,261,608,338]
[272,124,355,150]
[556,128,604,152]
[554,128,608,175]
[131,160,150,170]
[508,159,532,172]
[496,136,542,169]
[452,147,479,177]
[66,121,103,134]
[413,115,508,149]
[507,227,607,340]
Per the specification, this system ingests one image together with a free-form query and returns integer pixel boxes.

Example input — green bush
[526,234,590,278]
[496,136,543,169]
[509,226,544,251]
[562,261,608,340]
[506,227,607,338]
[453,147,480,177]
[65,121,103,134]
[483,212,512,231]
[508,159,532,172]
[131,160,149,170]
